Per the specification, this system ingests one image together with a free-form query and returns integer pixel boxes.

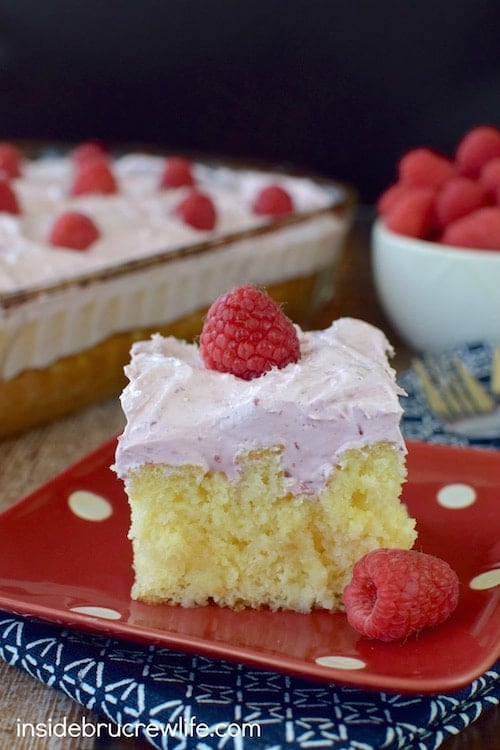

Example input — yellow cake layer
[126,442,415,612]
[0,274,318,439]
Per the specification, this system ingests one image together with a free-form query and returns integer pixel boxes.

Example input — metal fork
[412,348,500,439]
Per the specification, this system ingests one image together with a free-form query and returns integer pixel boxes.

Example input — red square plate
[0,439,498,693]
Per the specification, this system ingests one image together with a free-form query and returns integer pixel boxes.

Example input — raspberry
[376,182,409,216]
[434,176,488,229]
[70,140,108,166]
[0,142,22,179]
[49,211,100,250]
[174,189,216,230]
[70,160,118,196]
[441,206,500,250]
[455,125,500,179]
[384,187,436,238]
[199,285,300,380]
[159,156,195,188]
[252,184,294,216]
[0,179,21,214]
[343,549,459,642]
[479,157,500,199]
[398,148,456,190]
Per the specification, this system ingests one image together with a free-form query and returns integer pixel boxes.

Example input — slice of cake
[113,286,416,612]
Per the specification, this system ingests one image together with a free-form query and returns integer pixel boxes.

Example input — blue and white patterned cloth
[0,612,498,749]
[1,342,499,749]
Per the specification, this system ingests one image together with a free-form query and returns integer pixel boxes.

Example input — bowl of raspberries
[372,124,500,353]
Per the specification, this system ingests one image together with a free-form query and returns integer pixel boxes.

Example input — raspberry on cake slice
[199,284,300,379]
[114,286,416,612]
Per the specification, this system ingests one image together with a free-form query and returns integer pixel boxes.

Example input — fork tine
[412,358,455,418]
[492,348,500,397]
[451,358,496,414]
[425,356,469,417]
[412,355,495,421]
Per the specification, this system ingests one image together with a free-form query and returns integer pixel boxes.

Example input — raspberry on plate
[0,179,21,214]
[0,142,22,180]
[252,184,294,216]
[398,148,456,190]
[70,160,118,196]
[441,206,500,250]
[49,211,100,250]
[173,189,217,230]
[159,156,195,188]
[199,284,300,380]
[343,548,459,641]
[455,125,500,179]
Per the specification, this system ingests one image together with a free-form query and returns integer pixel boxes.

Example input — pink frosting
[114,318,406,494]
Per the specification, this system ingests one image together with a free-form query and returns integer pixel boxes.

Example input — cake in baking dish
[0,142,355,438]
[113,286,416,612]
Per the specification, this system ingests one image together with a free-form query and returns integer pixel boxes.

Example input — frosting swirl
[114,317,406,494]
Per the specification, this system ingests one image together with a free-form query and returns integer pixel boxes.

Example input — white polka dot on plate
[69,605,122,620]
[469,569,500,590]
[68,490,113,521]
[315,655,366,670]
[436,483,477,509]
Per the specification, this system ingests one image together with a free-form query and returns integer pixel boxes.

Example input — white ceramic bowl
[372,219,500,353]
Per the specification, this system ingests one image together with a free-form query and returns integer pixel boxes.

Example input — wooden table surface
[0,214,498,749]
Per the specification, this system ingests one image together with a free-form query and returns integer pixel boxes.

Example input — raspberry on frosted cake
[113,286,416,612]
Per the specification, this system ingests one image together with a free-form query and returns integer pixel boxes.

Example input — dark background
[0,1,498,203]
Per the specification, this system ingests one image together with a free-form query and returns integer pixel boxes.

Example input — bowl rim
[373,218,500,261]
